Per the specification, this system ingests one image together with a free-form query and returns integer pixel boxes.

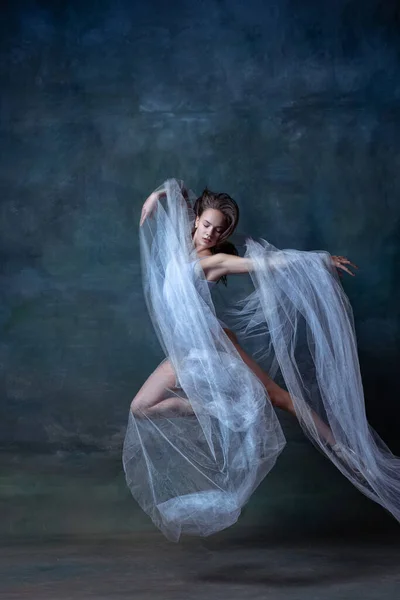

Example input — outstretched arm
[200,252,358,280]
[199,253,254,280]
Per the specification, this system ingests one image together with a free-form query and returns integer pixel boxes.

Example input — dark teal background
[1,0,399,538]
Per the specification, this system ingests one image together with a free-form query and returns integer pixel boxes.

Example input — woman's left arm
[200,254,254,280]
[201,252,358,280]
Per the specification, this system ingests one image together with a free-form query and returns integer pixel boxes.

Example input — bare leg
[222,329,295,414]
[224,329,336,446]
[146,396,194,418]
[132,334,335,443]
[130,359,194,418]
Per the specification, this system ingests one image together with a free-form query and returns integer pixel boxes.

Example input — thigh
[132,359,178,411]
[222,327,238,344]
[225,332,273,387]
[226,334,294,412]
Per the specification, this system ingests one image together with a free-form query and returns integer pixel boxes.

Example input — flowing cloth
[123,180,285,541]
[123,179,400,540]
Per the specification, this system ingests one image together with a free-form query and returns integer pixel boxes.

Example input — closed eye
[204,220,223,233]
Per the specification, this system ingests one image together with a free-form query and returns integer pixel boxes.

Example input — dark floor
[1,534,399,600]
[1,447,399,598]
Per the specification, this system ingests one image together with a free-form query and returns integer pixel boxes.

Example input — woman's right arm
[140,180,188,226]
[139,188,166,227]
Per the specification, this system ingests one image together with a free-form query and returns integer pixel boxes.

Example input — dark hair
[193,188,240,285]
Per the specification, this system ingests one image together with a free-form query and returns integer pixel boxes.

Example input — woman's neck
[196,250,213,259]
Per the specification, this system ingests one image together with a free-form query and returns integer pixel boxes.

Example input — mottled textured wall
[1,0,400,536]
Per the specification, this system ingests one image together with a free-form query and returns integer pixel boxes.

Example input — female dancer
[123,179,400,541]
[131,185,352,436]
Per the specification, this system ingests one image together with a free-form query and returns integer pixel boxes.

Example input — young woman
[123,179,400,541]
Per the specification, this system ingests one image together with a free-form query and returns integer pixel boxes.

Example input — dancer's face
[193,209,227,250]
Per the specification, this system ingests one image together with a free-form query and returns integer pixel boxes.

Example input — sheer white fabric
[239,240,400,519]
[123,180,285,541]
[123,179,400,540]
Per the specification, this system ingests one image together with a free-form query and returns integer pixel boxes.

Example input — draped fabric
[123,179,400,540]
[123,180,285,541]
[239,240,400,519]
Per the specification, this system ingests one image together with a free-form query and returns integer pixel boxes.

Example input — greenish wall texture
[1,0,399,537]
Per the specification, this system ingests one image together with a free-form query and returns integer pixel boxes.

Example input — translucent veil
[122,180,285,541]
[235,240,400,521]
[123,179,400,540]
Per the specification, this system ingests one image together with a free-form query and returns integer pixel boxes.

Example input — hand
[140,191,162,226]
[331,255,358,277]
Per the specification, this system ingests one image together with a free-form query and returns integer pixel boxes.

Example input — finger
[338,265,355,276]
[140,209,147,227]
[340,258,359,269]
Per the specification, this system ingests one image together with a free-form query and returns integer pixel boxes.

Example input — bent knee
[130,396,147,417]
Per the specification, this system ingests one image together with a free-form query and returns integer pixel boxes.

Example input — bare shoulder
[196,254,224,281]
[197,253,245,280]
